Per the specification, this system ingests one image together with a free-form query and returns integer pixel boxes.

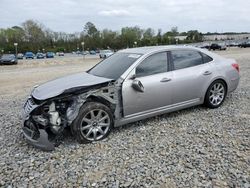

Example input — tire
[204,80,227,109]
[71,102,114,144]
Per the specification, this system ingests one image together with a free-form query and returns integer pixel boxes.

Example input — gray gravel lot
[0,48,249,187]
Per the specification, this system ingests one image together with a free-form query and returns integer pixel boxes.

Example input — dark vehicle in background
[210,43,226,51]
[46,52,54,58]
[36,53,45,59]
[200,43,211,50]
[25,52,35,59]
[239,41,250,48]
[17,53,24,59]
[0,54,17,65]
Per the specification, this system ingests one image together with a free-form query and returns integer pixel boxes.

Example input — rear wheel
[71,102,113,143]
[204,80,227,108]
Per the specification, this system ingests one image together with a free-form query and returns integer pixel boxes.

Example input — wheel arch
[204,78,228,99]
[86,95,116,113]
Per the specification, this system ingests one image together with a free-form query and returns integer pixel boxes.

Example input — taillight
[232,63,239,72]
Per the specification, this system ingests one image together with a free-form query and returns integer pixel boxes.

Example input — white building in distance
[203,34,250,41]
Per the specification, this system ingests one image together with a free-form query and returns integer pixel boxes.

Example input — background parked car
[210,43,226,50]
[200,43,211,50]
[238,41,250,48]
[25,52,35,59]
[89,50,96,55]
[0,54,17,65]
[36,53,45,59]
[218,43,227,50]
[227,42,239,47]
[46,52,54,58]
[17,53,24,59]
[58,52,64,56]
[76,50,82,55]
[99,49,114,58]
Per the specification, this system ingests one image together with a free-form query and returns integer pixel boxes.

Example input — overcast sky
[0,0,249,33]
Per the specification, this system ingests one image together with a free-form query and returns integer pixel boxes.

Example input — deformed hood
[32,72,113,100]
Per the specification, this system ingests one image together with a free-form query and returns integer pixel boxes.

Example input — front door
[122,52,173,117]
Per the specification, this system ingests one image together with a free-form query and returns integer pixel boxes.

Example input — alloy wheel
[209,83,225,106]
[80,109,111,141]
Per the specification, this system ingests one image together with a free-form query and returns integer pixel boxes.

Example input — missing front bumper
[22,126,55,151]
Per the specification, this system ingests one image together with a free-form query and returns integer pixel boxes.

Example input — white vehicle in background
[99,50,114,58]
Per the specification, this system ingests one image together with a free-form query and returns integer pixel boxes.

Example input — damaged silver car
[22,46,240,150]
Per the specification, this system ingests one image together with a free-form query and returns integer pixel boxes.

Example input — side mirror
[130,74,136,80]
[132,79,144,92]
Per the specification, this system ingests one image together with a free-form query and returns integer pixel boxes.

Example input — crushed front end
[22,81,120,151]
[22,96,72,151]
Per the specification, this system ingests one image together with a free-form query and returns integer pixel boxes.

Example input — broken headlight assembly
[22,97,73,151]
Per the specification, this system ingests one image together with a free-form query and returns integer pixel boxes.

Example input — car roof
[119,45,205,55]
[118,45,223,60]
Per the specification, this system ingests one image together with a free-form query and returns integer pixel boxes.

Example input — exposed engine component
[49,102,61,126]
[48,102,62,134]
[32,115,48,126]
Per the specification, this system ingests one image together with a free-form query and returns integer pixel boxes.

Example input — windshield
[88,52,141,79]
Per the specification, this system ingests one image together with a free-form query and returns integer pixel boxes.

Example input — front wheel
[204,80,227,108]
[71,102,114,144]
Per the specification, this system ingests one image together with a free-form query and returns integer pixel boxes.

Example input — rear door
[169,50,214,104]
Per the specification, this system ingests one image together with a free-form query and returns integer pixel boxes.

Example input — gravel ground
[0,48,249,187]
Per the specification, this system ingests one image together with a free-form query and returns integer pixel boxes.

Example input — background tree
[141,28,155,46]
[121,26,143,48]
[186,30,203,42]
[22,20,46,51]
[83,22,101,50]
[0,20,205,53]
[171,26,179,36]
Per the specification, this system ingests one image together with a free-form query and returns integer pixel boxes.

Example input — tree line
[0,20,204,53]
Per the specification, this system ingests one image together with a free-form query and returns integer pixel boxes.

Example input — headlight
[11,59,15,62]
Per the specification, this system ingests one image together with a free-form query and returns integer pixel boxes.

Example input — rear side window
[136,52,168,77]
[201,52,213,63]
[171,50,203,70]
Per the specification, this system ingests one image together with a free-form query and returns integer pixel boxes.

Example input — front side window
[136,52,168,77]
[171,50,203,70]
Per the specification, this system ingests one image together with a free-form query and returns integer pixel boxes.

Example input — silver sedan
[22,46,240,150]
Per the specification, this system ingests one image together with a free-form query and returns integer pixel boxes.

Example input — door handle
[203,71,212,75]
[160,78,172,82]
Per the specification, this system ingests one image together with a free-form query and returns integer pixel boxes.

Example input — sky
[0,0,249,33]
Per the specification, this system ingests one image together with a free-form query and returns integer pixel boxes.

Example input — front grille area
[24,97,36,114]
